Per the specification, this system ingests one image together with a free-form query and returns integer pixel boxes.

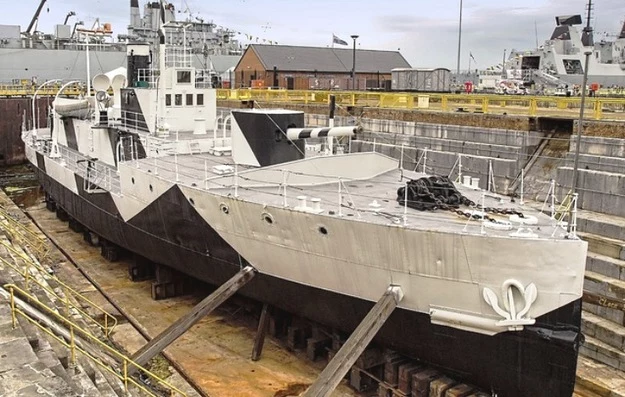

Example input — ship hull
[32,164,581,397]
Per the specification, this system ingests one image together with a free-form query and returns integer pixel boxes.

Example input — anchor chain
[397,176,525,219]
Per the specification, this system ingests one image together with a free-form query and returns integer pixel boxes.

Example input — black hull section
[36,168,581,397]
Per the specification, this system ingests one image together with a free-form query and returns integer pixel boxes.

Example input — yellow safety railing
[553,189,574,223]
[0,239,118,337]
[0,82,623,118]
[0,206,50,260]
[0,83,84,97]
[216,89,625,121]
[5,284,186,397]
[0,205,118,337]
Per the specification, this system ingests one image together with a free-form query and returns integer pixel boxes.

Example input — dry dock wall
[557,136,625,218]
[306,114,542,193]
[0,97,52,166]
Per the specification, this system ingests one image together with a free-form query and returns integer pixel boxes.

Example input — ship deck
[29,126,573,240]
[131,142,569,241]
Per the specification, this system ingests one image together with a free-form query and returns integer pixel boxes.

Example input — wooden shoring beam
[304,285,403,397]
[130,266,256,373]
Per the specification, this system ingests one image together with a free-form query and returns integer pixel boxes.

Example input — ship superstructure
[0,0,241,83]
[21,17,588,397]
[505,13,625,87]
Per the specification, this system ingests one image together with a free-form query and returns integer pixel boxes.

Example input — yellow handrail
[6,284,186,397]
[1,82,623,118]
[0,84,84,97]
[0,206,118,336]
[0,233,118,337]
[215,89,625,121]
[555,189,574,223]
[0,206,50,259]
[0,243,117,337]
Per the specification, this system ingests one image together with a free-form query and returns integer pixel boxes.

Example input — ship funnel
[127,44,151,87]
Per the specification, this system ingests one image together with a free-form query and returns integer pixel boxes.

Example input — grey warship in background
[505,13,625,87]
[0,0,242,83]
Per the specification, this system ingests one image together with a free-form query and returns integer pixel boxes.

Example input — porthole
[189,198,195,206]
[220,203,230,214]
[149,184,153,192]
[262,212,274,225]
[319,226,328,235]
[131,177,135,184]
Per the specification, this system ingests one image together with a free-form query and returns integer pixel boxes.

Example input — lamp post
[569,0,594,232]
[351,35,359,91]
[456,0,463,76]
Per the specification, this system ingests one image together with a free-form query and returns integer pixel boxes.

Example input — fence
[216,89,625,121]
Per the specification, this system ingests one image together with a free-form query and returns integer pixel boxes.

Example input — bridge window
[165,94,171,107]
[177,71,191,84]
[197,94,204,106]
[175,94,182,106]
[186,94,193,106]
[563,59,583,75]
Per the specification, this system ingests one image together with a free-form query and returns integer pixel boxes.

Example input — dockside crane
[26,0,48,35]
[63,11,76,25]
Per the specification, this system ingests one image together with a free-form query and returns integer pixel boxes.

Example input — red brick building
[234,44,411,90]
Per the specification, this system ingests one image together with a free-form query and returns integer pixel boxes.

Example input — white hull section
[176,185,586,335]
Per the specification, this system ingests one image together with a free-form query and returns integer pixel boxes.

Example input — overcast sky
[6,0,625,70]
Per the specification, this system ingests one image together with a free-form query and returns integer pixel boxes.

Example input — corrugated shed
[247,44,411,73]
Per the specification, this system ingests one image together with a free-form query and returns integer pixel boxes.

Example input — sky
[5,0,625,70]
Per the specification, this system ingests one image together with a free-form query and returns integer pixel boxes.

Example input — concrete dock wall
[557,167,625,218]
[569,136,625,159]
[309,114,535,193]
[353,141,518,192]
[556,135,625,217]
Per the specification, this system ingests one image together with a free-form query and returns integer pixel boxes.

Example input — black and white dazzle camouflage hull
[28,148,582,397]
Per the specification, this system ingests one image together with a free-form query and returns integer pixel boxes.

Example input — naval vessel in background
[505,12,625,87]
[0,0,242,84]
[21,6,588,394]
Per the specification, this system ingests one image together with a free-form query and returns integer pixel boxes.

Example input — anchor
[483,279,538,331]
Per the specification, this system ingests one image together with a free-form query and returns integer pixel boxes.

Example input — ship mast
[569,0,593,232]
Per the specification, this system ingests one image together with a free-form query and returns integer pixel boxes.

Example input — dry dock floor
[25,202,356,397]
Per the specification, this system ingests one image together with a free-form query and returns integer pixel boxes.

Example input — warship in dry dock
[22,7,588,397]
